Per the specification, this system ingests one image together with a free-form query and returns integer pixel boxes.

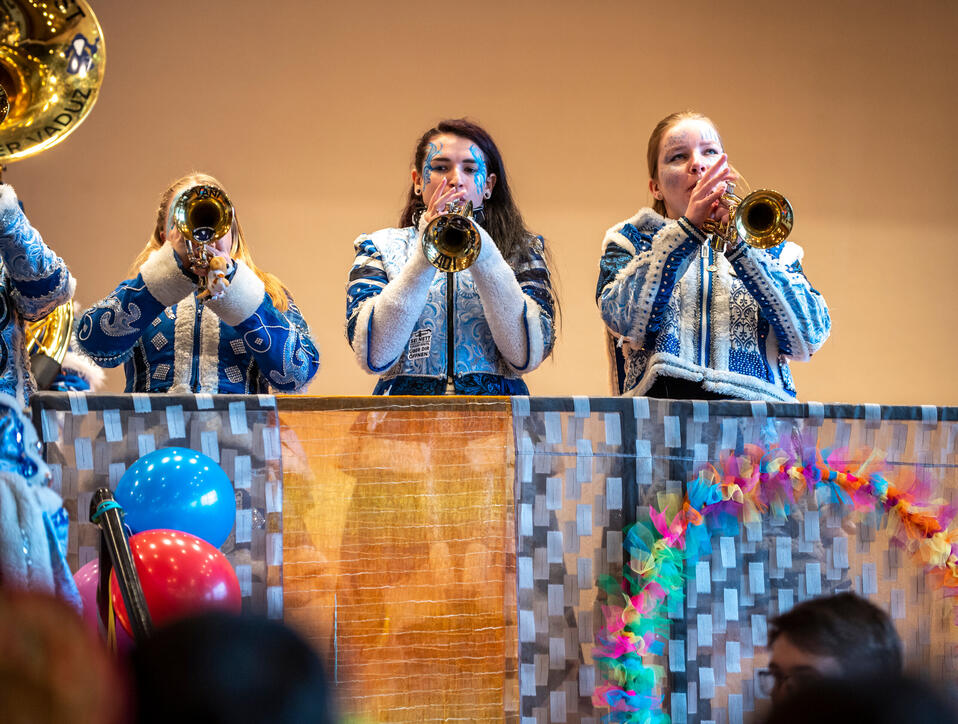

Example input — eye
[704,148,719,155]
[668,152,687,163]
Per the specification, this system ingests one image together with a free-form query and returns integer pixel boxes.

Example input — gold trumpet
[171,185,234,270]
[421,200,481,272]
[703,183,794,254]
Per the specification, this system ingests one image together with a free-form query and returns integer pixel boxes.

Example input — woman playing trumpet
[77,173,319,393]
[596,111,830,400]
[346,118,556,394]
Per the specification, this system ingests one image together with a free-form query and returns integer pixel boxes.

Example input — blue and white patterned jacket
[346,227,555,395]
[77,244,319,393]
[596,209,830,401]
[0,186,74,406]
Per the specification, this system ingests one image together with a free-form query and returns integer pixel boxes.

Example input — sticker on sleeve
[407,329,432,360]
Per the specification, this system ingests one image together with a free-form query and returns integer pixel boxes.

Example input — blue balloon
[114,447,236,548]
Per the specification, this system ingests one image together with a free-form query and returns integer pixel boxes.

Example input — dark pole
[89,488,153,642]
[445,271,456,395]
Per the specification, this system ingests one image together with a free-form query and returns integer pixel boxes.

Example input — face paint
[418,134,490,210]
[654,118,725,219]
[422,142,442,187]
[469,144,488,198]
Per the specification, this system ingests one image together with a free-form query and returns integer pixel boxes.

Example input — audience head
[0,588,125,724]
[764,592,903,705]
[130,611,333,724]
[763,675,958,724]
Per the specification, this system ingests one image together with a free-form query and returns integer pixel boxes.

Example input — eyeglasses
[756,667,823,697]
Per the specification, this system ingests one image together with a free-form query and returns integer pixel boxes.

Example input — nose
[689,151,710,175]
[448,167,463,187]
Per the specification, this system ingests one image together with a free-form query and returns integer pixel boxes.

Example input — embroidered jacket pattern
[0,188,74,406]
[346,226,555,395]
[77,244,319,393]
[596,209,830,400]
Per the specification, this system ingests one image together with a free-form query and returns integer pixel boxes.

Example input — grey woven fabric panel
[32,392,284,617]
[513,397,958,724]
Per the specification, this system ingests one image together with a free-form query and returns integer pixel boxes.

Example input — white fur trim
[519,295,546,372]
[169,294,196,393]
[198,305,221,393]
[362,250,436,371]
[627,351,795,402]
[60,349,107,391]
[351,298,379,374]
[140,243,196,307]
[471,228,529,369]
[0,471,55,593]
[0,184,22,233]
[205,260,264,326]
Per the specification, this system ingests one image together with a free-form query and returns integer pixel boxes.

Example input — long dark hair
[399,118,539,266]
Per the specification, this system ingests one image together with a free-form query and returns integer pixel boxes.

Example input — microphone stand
[444,271,456,395]
[90,488,153,643]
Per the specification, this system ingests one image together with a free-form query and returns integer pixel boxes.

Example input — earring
[414,188,422,196]
[483,190,492,199]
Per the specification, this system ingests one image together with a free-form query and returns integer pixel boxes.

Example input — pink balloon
[73,558,133,653]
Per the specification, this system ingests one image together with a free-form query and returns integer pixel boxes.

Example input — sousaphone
[0,1,106,388]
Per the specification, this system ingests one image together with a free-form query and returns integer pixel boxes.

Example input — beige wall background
[7,0,957,404]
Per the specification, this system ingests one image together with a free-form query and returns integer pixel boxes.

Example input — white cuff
[470,230,530,369]
[140,243,196,306]
[205,260,265,325]
[0,184,23,234]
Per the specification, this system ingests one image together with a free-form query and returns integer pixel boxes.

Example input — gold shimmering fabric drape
[281,398,517,723]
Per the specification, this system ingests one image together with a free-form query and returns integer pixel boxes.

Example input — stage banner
[279,397,519,723]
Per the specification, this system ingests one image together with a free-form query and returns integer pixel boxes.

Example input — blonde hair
[646,111,740,218]
[130,172,290,312]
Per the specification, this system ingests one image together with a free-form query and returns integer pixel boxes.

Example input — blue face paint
[422,142,442,186]
[470,144,488,198]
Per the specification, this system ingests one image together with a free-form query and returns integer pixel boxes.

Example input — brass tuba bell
[171,185,234,270]
[703,183,794,254]
[421,200,482,272]
[1,1,106,388]
[0,0,106,163]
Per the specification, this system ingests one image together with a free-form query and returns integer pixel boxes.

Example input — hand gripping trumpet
[701,182,794,256]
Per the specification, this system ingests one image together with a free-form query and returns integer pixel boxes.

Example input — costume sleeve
[204,261,320,392]
[596,213,704,347]
[724,239,831,360]
[76,243,196,367]
[0,185,73,321]
[345,233,436,374]
[471,230,555,373]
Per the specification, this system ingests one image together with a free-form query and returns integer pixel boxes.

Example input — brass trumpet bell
[0,0,106,163]
[703,184,793,254]
[422,200,481,272]
[734,189,793,250]
[171,185,234,268]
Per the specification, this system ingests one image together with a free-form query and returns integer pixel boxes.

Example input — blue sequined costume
[0,391,79,606]
[77,244,319,393]
[596,209,830,400]
[0,186,74,406]
[347,227,555,395]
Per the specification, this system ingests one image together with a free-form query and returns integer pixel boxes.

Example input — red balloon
[110,529,241,636]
